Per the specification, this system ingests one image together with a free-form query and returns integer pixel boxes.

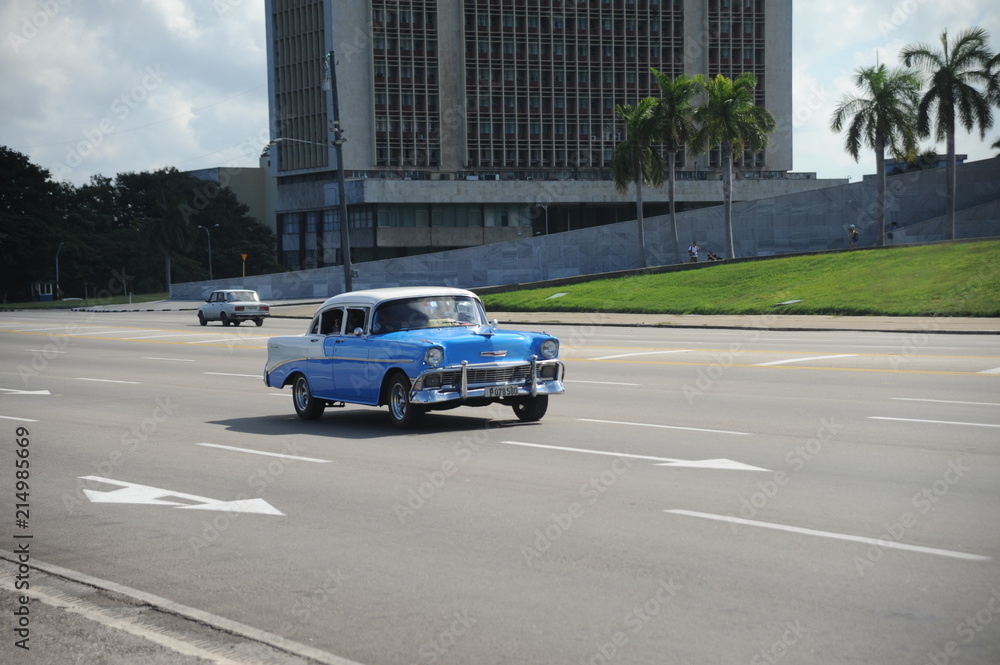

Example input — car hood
[403,326,548,364]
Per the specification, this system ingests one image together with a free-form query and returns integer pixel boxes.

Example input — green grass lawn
[1,292,170,310]
[481,241,1000,317]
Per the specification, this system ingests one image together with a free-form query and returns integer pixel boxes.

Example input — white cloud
[0,1,995,187]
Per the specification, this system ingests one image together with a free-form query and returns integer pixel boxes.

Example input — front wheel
[197,311,207,326]
[387,374,424,429]
[292,374,325,420]
[512,395,548,422]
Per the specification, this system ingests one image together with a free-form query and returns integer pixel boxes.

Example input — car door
[329,306,376,404]
[309,307,344,399]
[203,292,223,320]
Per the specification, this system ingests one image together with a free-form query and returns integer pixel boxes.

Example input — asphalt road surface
[1,309,998,665]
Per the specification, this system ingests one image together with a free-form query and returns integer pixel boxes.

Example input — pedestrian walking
[848,225,859,249]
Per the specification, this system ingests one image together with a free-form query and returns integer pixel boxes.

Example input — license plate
[486,385,519,397]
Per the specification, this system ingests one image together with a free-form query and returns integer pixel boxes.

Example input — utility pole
[327,51,353,292]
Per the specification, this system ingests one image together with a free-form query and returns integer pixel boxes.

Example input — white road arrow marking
[79,476,284,515]
[0,388,51,395]
[501,441,769,471]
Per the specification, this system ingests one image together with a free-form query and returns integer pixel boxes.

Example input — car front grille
[440,364,531,387]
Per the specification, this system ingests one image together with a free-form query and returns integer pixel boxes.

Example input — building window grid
[372,0,441,168]
[707,0,767,169]
[464,1,684,171]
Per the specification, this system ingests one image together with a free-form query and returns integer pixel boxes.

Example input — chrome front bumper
[409,358,565,405]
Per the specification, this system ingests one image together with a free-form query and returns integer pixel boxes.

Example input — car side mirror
[353,327,364,336]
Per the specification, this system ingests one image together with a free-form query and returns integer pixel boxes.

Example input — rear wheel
[254,318,264,327]
[512,395,548,422]
[220,311,231,327]
[387,374,424,429]
[197,311,207,326]
[292,374,325,420]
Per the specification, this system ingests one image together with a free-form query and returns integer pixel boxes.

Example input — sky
[1,1,997,188]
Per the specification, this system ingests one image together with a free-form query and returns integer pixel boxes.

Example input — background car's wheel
[254,318,264,327]
[387,373,423,429]
[233,319,242,326]
[198,311,207,326]
[512,395,548,422]
[220,312,231,327]
[292,374,325,420]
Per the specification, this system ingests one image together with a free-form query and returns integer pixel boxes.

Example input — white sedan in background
[197,289,270,327]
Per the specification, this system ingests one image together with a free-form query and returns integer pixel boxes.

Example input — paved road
[1,309,998,664]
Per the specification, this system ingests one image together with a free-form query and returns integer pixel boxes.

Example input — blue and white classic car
[264,287,565,428]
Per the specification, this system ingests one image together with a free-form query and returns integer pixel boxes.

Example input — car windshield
[372,296,486,333]
[229,291,259,302]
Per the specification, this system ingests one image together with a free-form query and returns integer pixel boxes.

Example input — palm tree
[690,73,776,259]
[901,28,995,240]
[611,97,666,268]
[830,64,920,247]
[651,69,699,264]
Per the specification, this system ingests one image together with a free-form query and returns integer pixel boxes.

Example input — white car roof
[318,287,478,309]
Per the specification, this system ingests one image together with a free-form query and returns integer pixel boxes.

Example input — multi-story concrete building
[265,0,841,270]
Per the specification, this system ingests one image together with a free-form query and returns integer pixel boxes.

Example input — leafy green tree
[901,27,996,239]
[117,168,200,290]
[0,147,65,301]
[691,73,776,259]
[651,70,699,264]
[611,97,666,268]
[830,64,920,247]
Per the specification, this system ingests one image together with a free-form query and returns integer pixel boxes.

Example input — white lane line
[187,336,268,344]
[204,372,260,378]
[665,509,991,562]
[77,378,140,385]
[144,357,195,362]
[892,397,1000,407]
[70,329,143,336]
[0,415,38,422]
[578,418,751,436]
[591,349,690,361]
[502,441,769,471]
[123,333,217,340]
[869,417,1000,429]
[25,349,67,354]
[978,367,1000,374]
[566,379,642,386]
[754,353,857,367]
[197,443,332,463]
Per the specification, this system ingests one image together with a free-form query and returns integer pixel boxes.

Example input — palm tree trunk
[635,175,647,268]
[946,128,956,240]
[668,150,680,264]
[722,143,734,259]
[875,134,886,247]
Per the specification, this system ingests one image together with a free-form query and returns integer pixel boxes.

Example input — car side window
[346,307,367,335]
[320,308,344,335]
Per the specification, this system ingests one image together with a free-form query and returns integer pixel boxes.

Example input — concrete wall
[171,159,1000,301]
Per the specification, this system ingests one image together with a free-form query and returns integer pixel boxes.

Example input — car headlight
[540,339,558,359]
[424,347,444,367]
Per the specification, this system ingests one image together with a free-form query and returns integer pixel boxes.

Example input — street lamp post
[327,50,353,292]
[55,242,65,300]
[197,224,219,280]
[270,53,354,292]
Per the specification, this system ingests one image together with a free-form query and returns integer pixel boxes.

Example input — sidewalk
[70,299,1000,334]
